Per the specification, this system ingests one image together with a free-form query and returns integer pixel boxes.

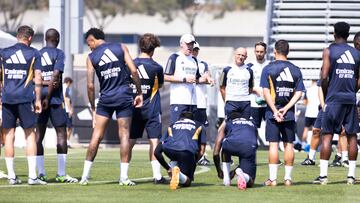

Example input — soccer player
[213,112,257,190]
[249,42,269,129]
[36,28,78,183]
[129,33,166,184]
[354,31,360,51]
[260,39,305,186]
[79,28,143,185]
[164,34,200,124]
[154,112,206,190]
[300,80,320,148]
[220,47,254,118]
[314,22,360,185]
[0,25,45,185]
[192,41,215,166]
[63,77,74,147]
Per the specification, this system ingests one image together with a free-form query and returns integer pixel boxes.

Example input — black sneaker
[329,155,342,167]
[301,158,315,166]
[313,176,328,185]
[153,177,168,184]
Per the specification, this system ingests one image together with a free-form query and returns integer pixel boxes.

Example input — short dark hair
[45,28,60,44]
[334,22,350,40]
[138,33,160,54]
[17,25,34,39]
[255,41,267,50]
[354,31,360,41]
[85,28,105,40]
[64,77,73,84]
[274,39,289,56]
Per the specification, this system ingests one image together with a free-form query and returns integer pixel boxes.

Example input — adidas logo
[41,52,53,66]
[336,50,355,64]
[276,67,294,82]
[137,64,149,79]
[5,50,26,64]
[98,49,118,66]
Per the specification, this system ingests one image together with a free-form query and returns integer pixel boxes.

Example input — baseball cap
[180,34,195,44]
[193,41,200,49]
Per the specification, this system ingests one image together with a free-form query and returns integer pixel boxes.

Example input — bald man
[220,47,254,118]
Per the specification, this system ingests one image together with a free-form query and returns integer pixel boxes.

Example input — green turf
[0,148,360,203]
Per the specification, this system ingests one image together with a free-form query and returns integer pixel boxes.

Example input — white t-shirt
[250,60,269,108]
[165,52,198,105]
[195,60,209,109]
[304,85,320,118]
[220,64,253,102]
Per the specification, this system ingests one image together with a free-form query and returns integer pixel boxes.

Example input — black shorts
[130,112,162,140]
[194,108,208,127]
[251,107,266,128]
[38,104,67,127]
[2,102,36,129]
[265,119,296,143]
[304,117,316,127]
[163,148,196,181]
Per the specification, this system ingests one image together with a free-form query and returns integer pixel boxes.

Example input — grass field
[0,147,360,203]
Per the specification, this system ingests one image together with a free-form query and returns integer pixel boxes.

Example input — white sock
[341,151,349,161]
[269,164,278,181]
[222,162,231,186]
[57,154,67,176]
[320,159,329,177]
[151,160,162,180]
[5,157,15,179]
[81,160,93,180]
[169,161,178,168]
[235,168,250,183]
[179,172,187,184]
[309,149,316,161]
[36,156,46,175]
[284,165,293,180]
[348,160,356,177]
[120,162,129,181]
[27,156,37,179]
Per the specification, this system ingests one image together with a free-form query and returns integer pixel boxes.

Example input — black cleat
[313,176,328,185]
[329,155,342,167]
[153,177,168,184]
[301,158,315,166]
[198,155,211,166]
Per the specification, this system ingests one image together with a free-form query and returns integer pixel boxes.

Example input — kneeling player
[154,112,206,190]
[213,112,257,190]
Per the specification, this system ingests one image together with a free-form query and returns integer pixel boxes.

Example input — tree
[0,0,48,32]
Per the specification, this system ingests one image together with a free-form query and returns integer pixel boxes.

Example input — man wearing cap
[164,34,201,124]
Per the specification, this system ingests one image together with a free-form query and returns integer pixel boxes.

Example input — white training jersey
[195,60,209,109]
[304,84,320,118]
[220,64,254,102]
[249,60,269,108]
[165,52,199,105]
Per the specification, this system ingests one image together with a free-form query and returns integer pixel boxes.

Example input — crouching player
[154,112,206,190]
[213,112,257,190]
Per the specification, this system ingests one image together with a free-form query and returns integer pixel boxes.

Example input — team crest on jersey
[336,50,355,64]
[5,50,27,64]
[174,106,178,112]
[98,49,119,66]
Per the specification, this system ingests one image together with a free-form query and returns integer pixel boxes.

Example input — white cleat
[28,178,47,185]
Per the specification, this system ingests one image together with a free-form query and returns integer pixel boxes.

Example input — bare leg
[284,142,294,166]
[85,114,109,161]
[117,117,132,163]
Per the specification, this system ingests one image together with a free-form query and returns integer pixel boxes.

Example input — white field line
[0,166,211,188]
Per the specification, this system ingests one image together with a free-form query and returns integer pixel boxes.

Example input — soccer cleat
[55,174,78,183]
[119,179,136,186]
[347,176,355,185]
[342,160,349,168]
[79,178,89,186]
[313,176,328,185]
[170,166,180,190]
[284,179,292,186]
[8,177,22,185]
[301,158,315,166]
[38,174,48,182]
[153,177,168,184]
[263,179,277,186]
[329,155,342,167]
[0,170,8,179]
[197,155,211,166]
[28,178,47,185]
[235,168,247,190]
[277,160,283,166]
